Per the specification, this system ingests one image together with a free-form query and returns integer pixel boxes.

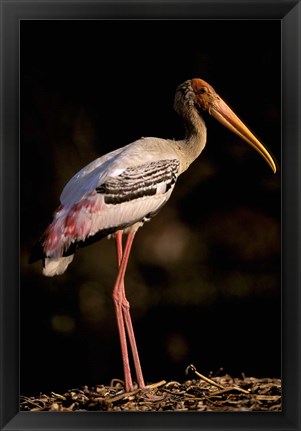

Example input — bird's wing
[60,146,127,205]
[60,137,180,206]
[43,157,180,260]
[97,158,179,205]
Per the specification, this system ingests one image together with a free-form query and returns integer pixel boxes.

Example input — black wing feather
[96,159,179,205]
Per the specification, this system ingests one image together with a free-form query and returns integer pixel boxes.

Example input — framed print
[1,1,300,430]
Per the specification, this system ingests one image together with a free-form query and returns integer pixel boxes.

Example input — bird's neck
[177,106,207,173]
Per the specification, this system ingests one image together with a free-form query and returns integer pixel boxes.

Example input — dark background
[20,20,281,397]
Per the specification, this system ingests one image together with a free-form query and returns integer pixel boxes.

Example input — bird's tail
[29,195,109,276]
[43,255,74,277]
[29,204,76,276]
[29,239,75,276]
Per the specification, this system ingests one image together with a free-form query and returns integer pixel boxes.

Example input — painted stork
[31,78,276,392]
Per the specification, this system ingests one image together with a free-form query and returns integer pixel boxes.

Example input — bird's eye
[198,87,208,95]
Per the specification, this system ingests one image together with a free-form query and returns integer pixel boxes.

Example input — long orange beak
[210,97,276,173]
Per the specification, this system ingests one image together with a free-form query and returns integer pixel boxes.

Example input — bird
[30,78,276,392]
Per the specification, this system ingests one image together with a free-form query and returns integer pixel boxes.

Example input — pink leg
[113,232,133,391]
[114,231,145,390]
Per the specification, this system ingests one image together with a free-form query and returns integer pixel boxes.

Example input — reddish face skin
[191,78,276,173]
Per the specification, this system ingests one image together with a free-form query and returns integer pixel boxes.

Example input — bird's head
[175,78,277,173]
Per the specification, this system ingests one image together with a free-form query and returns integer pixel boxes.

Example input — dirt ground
[20,365,281,412]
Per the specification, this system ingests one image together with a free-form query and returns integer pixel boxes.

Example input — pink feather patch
[43,192,104,257]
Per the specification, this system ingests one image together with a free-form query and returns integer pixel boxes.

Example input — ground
[20,365,281,412]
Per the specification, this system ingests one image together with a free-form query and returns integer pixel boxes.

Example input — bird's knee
[112,291,130,310]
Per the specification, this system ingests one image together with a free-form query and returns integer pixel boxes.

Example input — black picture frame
[1,1,300,430]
